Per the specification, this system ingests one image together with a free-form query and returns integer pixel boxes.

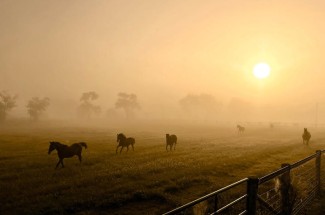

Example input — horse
[48,141,87,169]
[270,123,274,129]
[166,134,177,151]
[237,125,245,133]
[116,133,135,154]
[302,128,311,145]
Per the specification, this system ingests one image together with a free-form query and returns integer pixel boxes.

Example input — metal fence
[163,150,324,215]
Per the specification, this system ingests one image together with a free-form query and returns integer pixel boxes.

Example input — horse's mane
[118,133,126,139]
[50,141,65,146]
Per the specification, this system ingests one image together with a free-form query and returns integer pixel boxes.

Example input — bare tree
[78,91,101,119]
[0,91,18,122]
[179,93,221,119]
[27,97,50,121]
[115,92,140,119]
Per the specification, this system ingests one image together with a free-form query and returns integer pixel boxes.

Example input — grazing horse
[48,141,87,168]
[116,133,135,154]
[302,128,311,145]
[166,134,177,151]
[237,125,245,133]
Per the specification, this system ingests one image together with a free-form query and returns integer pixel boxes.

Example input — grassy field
[0,121,325,215]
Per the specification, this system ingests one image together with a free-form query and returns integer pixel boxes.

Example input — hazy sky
[1,0,325,121]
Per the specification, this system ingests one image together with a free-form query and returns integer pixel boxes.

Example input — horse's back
[69,143,84,154]
[71,143,82,148]
[171,134,177,142]
[127,137,135,145]
[167,134,177,144]
[303,132,311,140]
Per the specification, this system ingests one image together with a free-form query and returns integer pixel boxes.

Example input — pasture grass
[0,122,325,214]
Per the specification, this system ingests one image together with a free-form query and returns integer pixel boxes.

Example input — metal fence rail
[163,178,248,215]
[163,150,324,215]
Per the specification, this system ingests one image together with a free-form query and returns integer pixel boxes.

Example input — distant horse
[237,125,245,133]
[48,141,87,168]
[302,128,311,145]
[116,133,135,154]
[166,134,177,151]
[270,123,274,129]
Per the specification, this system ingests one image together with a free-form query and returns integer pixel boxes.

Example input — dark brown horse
[302,128,311,145]
[237,125,245,134]
[166,134,177,151]
[116,133,135,154]
[48,141,87,168]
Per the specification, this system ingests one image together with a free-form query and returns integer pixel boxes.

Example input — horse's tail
[130,138,135,146]
[79,142,88,149]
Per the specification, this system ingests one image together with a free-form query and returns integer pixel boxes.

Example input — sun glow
[253,63,271,79]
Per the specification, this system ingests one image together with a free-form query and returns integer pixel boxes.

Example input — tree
[78,91,101,119]
[115,92,140,119]
[179,93,221,119]
[0,91,18,122]
[27,97,50,121]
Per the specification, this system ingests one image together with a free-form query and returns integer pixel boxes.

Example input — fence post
[316,150,322,196]
[214,194,218,213]
[246,177,259,215]
[279,163,293,215]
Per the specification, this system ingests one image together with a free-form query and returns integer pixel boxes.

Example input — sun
[253,63,271,79]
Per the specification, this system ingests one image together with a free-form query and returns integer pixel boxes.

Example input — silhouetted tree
[27,97,50,121]
[0,91,18,122]
[78,91,101,119]
[179,94,221,119]
[115,92,140,119]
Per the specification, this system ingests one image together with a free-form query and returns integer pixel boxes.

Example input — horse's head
[48,142,58,154]
[117,133,126,142]
[304,128,308,132]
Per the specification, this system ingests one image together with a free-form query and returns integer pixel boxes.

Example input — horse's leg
[55,159,61,169]
[60,159,64,168]
[132,144,134,151]
[174,143,176,150]
[78,154,82,163]
[116,145,119,154]
[127,146,129,152]
[120,146,123,154]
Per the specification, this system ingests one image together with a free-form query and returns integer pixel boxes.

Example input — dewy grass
[0,124,324,214]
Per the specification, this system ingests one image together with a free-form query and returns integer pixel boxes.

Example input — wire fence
[163,150,324,215]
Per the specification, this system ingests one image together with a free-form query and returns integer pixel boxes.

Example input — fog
[2,0,325,125]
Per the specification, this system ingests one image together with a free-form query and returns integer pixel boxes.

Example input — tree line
[0,91,140,122]
[0,90,251,122]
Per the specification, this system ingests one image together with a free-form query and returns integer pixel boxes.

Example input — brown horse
[116,133,135,154]
[302,128,311,145]
[48,141,87,168]
[237,125,245,134]
[166,134,177,151]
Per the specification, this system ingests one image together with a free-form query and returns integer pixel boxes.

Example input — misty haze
[1,1,325,215]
